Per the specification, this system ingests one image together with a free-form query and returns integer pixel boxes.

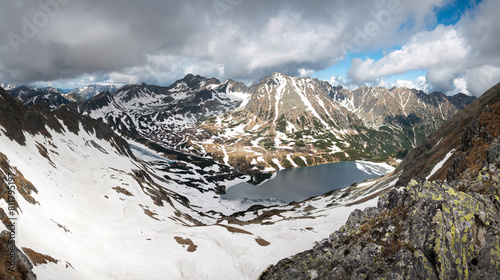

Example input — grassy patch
[143,209,160,221]
[218,224,253,235]
[261,138,276,151]
[276,116,287,132]
[282,157,294,169]
[293,156,307,167]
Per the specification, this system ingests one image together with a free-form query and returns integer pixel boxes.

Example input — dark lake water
[222,161,393,207]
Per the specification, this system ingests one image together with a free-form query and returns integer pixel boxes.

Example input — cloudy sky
[1,0,499,96]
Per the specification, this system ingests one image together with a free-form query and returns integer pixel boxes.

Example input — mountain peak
[0,82,18,91]
[8,85,69,110]
[178,73,220,89]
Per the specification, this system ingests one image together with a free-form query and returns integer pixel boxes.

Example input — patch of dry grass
[255,237,271,246]
[112,186,133,196]
[174,236,197,252]
[218,224,253,235]
[22,247,58,266]
[143,209,160,221]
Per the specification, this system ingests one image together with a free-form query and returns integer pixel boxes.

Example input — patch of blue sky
[313,50,388,82]
[312,59,350,82]
[434,0,482,26]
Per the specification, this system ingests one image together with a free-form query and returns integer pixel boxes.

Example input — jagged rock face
[168,73,222,91]
[258,82,500,280]
[332,87,471,144]
[395,82,500,187]
[0,231,36,280]
[8,86,69,110]
[446,92,477,109]
[241,73,356,131]
[0,89,63,145]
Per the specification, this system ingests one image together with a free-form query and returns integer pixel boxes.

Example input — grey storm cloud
[2,0,494,94]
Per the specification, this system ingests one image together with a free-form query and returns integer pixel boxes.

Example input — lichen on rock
[259,169,500,280]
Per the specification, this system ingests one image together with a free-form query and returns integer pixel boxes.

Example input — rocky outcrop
[259,170,500,280]
[0,231,37,280]
[395,82,500,187]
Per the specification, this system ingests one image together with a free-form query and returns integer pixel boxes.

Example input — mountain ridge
[1,73,476,176]
[65,84,119,102]
[194,73,475,173]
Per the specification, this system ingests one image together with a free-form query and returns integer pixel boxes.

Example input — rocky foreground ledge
[259,164,500,279]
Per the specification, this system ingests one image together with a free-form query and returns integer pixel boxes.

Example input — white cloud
[3,0,497,97]
[329,76,345,86]
[395,76,431,92]
[328,75,359,89]
[348,25,469,84]
[107,55,225,85]
[452,77,469,95]
[299,69,314,77]
[0,0,448,85]
[463,65,500,95]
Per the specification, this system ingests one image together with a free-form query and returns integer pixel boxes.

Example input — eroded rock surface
[259,170,500,280]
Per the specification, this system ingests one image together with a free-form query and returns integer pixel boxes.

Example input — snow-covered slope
[77,75,251,150]
[0,88,397,279]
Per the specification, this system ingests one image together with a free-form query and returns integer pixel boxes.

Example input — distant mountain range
[71,73,475,175]
[0,82,19,91]
[1,74,476,175]
[1,83,120,106]
[65,84,119,102]
[8,86,70,110]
